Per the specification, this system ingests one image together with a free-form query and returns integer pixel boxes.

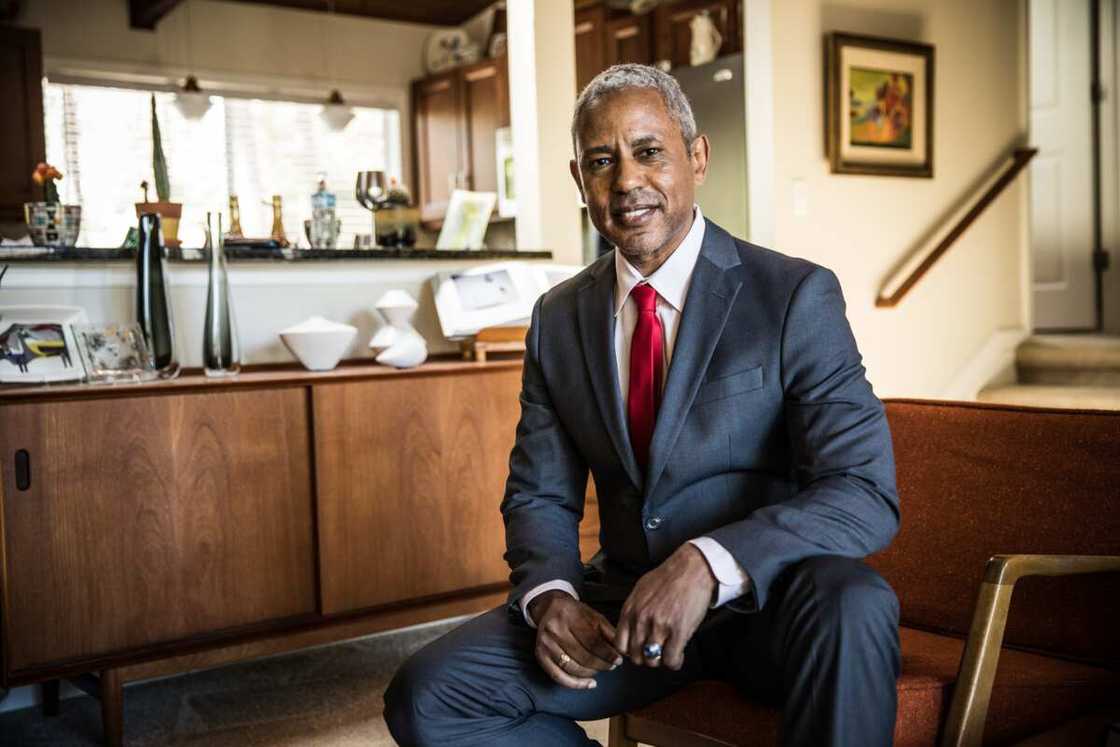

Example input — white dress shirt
[520,206,751,627]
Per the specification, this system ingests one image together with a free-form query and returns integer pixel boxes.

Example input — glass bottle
[270,195,288,247]
[203,212,241,377]
[135,212,180,377]
[227,195,244,238]
[310,175,337,248]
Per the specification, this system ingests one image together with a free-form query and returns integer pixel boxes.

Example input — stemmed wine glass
[356,171,388,238]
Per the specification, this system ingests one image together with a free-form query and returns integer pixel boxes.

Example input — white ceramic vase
[369,290,428,369]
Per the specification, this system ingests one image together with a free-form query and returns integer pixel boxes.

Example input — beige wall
[14,0,436,182]
[768,0,1028,398]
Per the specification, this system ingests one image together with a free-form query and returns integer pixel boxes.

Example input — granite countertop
[0,246,553,263]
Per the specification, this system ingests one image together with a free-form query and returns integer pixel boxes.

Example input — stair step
[1017,335,1120,386]
[977,384,1120,410]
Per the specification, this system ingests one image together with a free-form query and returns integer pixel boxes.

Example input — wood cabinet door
[462,56,510,197]
[413,71,466,223]
[313,369,520,614]
[0,389,317,673]
[653,0,741,70]
[0,26,46,223]
[574,4,607,93]
[605,13,653,67]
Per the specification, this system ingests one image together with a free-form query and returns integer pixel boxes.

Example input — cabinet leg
[99,668,123,747]
[41,679,61,717]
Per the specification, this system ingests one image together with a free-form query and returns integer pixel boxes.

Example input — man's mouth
[612,205,659,227]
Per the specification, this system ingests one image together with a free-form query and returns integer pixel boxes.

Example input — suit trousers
[383,555,900,747]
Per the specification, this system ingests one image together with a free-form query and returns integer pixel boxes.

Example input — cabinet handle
[15,449,31,491]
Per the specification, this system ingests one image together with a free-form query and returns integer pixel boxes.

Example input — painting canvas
[0,306,89,383]
[848,68,913,148]
[826,33,934,177]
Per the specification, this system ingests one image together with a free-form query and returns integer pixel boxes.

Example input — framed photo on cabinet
[0,305,88,384]
[825,32,934,177]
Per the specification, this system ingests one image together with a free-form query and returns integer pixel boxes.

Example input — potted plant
[24,163,81,247]
[134,94,182,247]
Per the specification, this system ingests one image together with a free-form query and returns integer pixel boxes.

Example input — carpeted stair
[978,335,1120,410]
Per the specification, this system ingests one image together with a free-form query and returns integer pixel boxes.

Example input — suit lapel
[577,258,644,489]
[645,222,744,496]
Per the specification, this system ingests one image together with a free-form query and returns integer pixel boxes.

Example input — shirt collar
[614,205,706,317]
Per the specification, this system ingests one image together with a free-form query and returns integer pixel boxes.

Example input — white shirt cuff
[519,580,579,628]
[688,537,750,608]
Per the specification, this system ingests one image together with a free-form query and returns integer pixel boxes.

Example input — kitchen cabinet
[0,388,317,671]
[413,70,466,224]
[412,56,509,225]
[653,0,741,69]
[574,4,608,93]
[605,12,654,68]
[0,26,46,223]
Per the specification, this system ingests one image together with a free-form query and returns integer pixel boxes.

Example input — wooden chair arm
[941,554,1120,747]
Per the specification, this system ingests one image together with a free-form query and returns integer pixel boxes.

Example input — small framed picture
[825,33,934,177]
[436,190,497,250]
[73,322,159,383]
[495,127,516,218]
[0,305,89,384]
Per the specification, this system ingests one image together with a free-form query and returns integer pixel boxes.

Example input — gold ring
[558,652,572,667]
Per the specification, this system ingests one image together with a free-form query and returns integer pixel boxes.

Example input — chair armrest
[941,554,1120,747]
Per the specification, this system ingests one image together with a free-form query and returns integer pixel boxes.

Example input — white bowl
[279,316,358,371]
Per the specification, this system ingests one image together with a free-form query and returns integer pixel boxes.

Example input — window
[43,81,402,249]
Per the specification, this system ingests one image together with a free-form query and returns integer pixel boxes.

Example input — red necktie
[627,283,664,468]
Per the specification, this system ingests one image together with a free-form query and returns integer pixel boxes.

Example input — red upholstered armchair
[608,399,1120,747]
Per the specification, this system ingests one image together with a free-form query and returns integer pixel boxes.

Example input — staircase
[977,335,1120,410]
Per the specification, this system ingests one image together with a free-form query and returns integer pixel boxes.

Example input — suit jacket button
[644,516,663,530]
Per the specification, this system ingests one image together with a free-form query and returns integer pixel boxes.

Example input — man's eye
[589,157,612,169]
[640,147,661,158]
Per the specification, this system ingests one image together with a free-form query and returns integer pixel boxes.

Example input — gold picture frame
[825,32,935,177]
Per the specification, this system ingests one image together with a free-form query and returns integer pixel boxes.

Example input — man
[385,64,900,746]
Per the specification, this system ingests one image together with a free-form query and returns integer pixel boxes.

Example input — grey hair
[570,63,697,154]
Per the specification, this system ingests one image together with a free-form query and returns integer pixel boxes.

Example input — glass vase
[203,212,241,377]
[135,212,180,377]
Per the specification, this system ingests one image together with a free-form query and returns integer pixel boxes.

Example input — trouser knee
[784,555,900,641]
[384,651,440,745]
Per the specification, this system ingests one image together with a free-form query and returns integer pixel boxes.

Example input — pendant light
[174,2,211,119]
[319,0,354,131]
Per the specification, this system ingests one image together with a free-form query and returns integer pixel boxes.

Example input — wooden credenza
[0,359,600,745]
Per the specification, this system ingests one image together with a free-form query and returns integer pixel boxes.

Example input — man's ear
[569,158,586,201]
[690,134,711,186]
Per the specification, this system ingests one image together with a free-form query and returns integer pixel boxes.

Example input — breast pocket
[694,364,764,406]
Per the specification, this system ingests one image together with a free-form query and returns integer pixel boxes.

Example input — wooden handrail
[876,147,1038,308]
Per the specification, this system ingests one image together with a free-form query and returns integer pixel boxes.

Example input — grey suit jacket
[501,219,899,615]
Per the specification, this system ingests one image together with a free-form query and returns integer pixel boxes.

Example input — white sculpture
[369,290,428,369]
[689,10,722,66]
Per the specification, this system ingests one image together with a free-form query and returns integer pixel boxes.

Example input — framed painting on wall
[825,32,935,177]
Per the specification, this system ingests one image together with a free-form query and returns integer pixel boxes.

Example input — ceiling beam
[128,0,184,30]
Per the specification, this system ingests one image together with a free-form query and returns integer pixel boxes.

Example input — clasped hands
[527,543,717,689]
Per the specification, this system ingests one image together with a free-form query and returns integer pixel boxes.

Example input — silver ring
[558,652,572,667]
[642,642,663,660]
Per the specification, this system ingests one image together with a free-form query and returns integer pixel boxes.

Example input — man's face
[570,88,708,268]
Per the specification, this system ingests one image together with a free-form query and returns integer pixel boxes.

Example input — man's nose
[611,154,643,193]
